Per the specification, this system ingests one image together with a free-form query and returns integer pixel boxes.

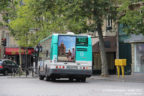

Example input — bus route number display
[76,37,88,46]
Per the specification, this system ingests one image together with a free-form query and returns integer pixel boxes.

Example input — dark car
[0,59,19,75]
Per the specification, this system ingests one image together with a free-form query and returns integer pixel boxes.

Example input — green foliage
[9,0,88,47]
[0,0,10,11]
[8,0,61,47]
[0,22,3,26]
[118,0,144,34]
[1,0,116,48]
[66,0,116,32]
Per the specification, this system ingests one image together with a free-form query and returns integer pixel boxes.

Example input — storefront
[1,47,35,68]
[125,34,144,73]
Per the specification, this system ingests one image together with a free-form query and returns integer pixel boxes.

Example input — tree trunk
[1,31,5,59]
[26,48,28,69]
[19,47,23,74]
[97,23,108,76]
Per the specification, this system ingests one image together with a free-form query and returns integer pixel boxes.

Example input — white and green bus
[38,33,92,82]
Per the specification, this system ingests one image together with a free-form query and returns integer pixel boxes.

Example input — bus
[38,32,92,82]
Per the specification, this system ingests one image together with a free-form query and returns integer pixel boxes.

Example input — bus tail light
[0,66,3,68]
[82,66,91,70]
[86,67,89,70]
[56,66,65,69]
[83,67,85,70]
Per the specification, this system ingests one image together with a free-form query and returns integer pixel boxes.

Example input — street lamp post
[35,44,42,74]
[1,31,6,59]
[25,47,29,77]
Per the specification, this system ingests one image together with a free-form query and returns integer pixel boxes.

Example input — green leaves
[1,0,118,47]
[118,0,144,34]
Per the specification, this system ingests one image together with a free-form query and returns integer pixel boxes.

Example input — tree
[65,0,116,76]
[118,0,144,34]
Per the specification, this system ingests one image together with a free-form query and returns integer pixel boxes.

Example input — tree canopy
[8,0,87,47]
[118,0,144,34]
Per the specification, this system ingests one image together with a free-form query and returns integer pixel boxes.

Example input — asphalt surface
[0,74,144,96]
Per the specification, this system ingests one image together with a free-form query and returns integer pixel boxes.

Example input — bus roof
[53,33,91,37]
[39,35,52,43]
[39,33,91,43]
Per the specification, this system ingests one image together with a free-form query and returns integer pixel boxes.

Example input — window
[106,15,112,30]
[40,38,51,60]
[58,35,76,62]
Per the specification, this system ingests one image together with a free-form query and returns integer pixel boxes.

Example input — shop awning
[5,48,35,55]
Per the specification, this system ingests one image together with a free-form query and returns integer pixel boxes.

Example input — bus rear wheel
[76,78,81,82]
[46,76,51,81]
[81,77,86,82]
[51,77,56,81]
[76,77,86,82]
[39,75,44,80]
[69,77,73,81]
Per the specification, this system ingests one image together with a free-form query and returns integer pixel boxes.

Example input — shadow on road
[0,74,5,76]
[45,79,88,83]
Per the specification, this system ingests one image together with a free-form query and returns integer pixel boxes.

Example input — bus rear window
[58,36,76,62]
[76,36,88,46]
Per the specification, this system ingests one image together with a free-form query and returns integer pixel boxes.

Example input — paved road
[0,75,144,96]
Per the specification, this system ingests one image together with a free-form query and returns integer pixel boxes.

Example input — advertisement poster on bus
[58,36,76,62]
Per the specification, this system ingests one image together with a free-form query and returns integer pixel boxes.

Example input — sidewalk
[91,73,144,83]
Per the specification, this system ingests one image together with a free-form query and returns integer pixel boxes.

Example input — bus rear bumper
[48,69,92,78]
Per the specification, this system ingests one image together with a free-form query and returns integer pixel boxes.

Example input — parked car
[0,59,19,75]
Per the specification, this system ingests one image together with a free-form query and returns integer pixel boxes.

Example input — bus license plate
[67,66,78,69]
